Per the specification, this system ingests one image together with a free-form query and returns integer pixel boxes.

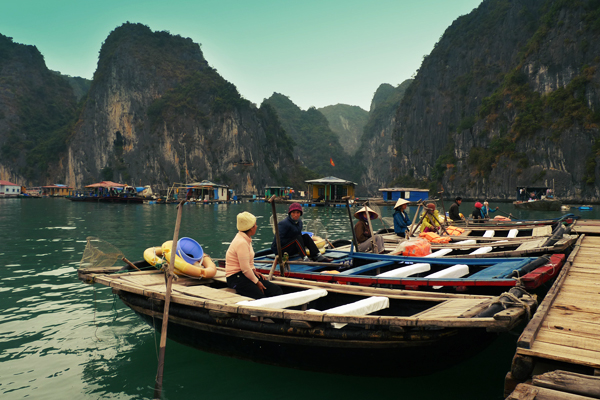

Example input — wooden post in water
[268,195,285,276]
[153,200,185,399]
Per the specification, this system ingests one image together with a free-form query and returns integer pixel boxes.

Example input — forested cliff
[388,0,600,201]
[2,1,600,201]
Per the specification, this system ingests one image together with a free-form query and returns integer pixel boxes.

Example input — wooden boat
[326,221,576,258]
[248,251,566,295]
[513,199,562,211]
[445,214,578,228]
[78,262,537,377]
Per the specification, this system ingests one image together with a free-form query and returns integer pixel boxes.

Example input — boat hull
[513,199,562,211]
[120,291,495,377]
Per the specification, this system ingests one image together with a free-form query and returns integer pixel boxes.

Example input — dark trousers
[280,234,320,259]
[226,272,283,299]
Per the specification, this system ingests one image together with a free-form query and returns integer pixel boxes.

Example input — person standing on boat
[393,198,412,237]
[226,212,283,299]
[354,206,386,253]
[448,197,463,221]
[481,201,498,218]
[471,202,485,221]
[271,203,329,262]
[420,203,442,233]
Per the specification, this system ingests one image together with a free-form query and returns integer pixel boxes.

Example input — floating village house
[264,186,293,199]
[0,180,21,197]
[173,180,233,201]
[306,176,356,203]
[378,187,429,203]
[42,184,73,197]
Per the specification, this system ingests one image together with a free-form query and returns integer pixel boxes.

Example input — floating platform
[505,234,600,399]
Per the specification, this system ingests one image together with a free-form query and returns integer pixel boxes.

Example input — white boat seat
[469,246,493,255]
[377,263,431,277]
[507,229,519,238]
[483,230,495,238]
[426,264,469,289]
[309,296,389,329]
[456,239,477,246]
[237,289,328,309]
[425,249,453,257]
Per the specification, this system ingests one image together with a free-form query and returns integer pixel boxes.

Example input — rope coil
[491,289,536,320]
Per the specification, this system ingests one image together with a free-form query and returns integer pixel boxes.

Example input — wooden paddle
[407,200,424,238]
[438,186,448,227]
[154,199,185,399]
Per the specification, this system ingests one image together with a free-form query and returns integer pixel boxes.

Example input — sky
[1,0,483,111]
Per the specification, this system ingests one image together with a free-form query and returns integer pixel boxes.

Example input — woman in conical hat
[393,199,411,237]
[354,206,385,254]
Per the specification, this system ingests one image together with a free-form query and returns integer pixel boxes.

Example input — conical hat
[394,198,410,209]
[354,206,379,220]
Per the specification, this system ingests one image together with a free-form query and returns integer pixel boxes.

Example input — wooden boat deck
[505,234,600,399]
[79,267,534,330]
[573,219,600,236]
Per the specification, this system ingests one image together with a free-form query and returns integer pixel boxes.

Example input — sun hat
[394,198,410,210]
[354,206,379,220]
[237,211,257,231]
[288,202,303,215]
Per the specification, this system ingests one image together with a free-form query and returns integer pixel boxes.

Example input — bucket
[176,237,204,265]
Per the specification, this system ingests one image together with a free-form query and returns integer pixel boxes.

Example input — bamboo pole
[268,195,286,276]
[154,200,185,399]
[364,201,378,253]
[407,201,424,238]
[343,196,359,252]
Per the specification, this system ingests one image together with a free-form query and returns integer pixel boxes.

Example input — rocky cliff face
[359,80,412,195]
[389,0,600,201]
[262,93,359,183]
[317,104,369,156]
[0,34,78,184]
[61,23,308,193]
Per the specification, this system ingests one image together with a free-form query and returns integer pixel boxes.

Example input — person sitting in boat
[226,212,283,299]
[420,203,442,233]
[393,198,411,237]
[481,201,498,218]
[448,196,463,221]
[471,202,485,221]
[354,206,385,253]
[271,203,330,262]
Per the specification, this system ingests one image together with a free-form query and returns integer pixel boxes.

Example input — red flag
[330,157,335,167]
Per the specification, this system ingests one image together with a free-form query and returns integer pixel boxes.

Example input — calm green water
[0,198,594,400]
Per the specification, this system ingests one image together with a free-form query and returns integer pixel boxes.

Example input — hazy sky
[2,0,482,110]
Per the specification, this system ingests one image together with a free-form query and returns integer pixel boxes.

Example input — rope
[491,290,536,320]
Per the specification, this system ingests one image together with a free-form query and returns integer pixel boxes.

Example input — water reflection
[0,198,594,399]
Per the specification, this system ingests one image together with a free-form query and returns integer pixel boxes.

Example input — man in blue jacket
[271,203,329,262]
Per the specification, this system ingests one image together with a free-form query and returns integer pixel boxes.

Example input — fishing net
[80,237,124,269]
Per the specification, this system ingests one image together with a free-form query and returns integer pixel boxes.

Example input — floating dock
[505,229,600,399]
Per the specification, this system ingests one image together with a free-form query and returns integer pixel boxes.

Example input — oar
[268,195,286,276]
[154,199,185,399]
[342,196,358,253]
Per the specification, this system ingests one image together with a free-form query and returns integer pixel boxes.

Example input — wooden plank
[516,235,584,349]
[533,370,600,398]
[518,341,600,369]
[507,383,597,400]
[516,238,546,251]
[543,306,600,325]
[412,299,485,319]
[537,315,600,341]
[532,226,552,237]
[535,330,600,354]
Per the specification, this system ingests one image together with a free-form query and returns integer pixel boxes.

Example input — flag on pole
[330,157,335,167]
